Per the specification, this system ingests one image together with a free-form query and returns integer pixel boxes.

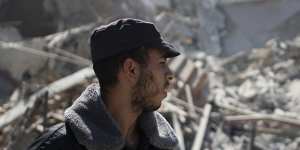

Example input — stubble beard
[131,69,162,112]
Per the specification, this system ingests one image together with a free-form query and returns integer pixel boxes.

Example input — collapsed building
[1,0,300,149]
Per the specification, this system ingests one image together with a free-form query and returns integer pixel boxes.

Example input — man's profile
[28,18,180,150]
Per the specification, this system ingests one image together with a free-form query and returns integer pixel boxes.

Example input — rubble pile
[203,38,300,150]
[1,0,300,150]
[0,67,95,150]
[0,37,300,150]
[2,0,300,100]
[209,38,300,114]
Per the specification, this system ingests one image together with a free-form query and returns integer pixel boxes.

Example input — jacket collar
[64,83,178,150]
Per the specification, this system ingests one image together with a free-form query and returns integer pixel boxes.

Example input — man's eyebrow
[159,55,167,60]
[160,52,168,59]
[157,50,168,59]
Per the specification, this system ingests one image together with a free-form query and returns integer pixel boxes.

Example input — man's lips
[164,82,172,92]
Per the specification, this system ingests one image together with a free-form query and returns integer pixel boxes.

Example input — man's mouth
[164,82,171,91]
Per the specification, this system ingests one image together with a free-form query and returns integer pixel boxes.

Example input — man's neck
[103,87,142,143]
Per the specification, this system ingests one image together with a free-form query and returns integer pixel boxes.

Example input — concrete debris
[0,26,22,42]
[220,0,300,56]
[1,0,300,150]
[205,38,300,150]
[1,36,300,150]
[0,0,299,56]
[0,42,48,80]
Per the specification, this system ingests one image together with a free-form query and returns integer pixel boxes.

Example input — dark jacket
[28,84,178,150]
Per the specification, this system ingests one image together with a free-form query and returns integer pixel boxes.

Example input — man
[28,18,180,150]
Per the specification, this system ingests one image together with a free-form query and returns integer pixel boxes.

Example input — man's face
[131,49,173,112]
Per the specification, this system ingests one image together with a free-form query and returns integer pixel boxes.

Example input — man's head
[90,18,180,111]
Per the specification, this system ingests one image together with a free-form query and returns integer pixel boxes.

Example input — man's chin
[143,103,161,112]
[142,93,166,111]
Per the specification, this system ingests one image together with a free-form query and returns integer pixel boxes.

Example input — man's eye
[160,61,166,64]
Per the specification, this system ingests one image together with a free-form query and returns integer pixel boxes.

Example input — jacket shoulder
[27,123,86,150]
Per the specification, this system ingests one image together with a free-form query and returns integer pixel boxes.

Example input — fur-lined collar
[64,84,178,150]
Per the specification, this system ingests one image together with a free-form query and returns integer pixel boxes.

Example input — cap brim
[160,41,180,58]
[148,40,180,58]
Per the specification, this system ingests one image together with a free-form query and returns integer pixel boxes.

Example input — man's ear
[121,58,140,82]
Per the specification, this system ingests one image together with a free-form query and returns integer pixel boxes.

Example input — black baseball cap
[90,18,180,64]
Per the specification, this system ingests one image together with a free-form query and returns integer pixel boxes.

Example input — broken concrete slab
[220,0,300,56]
[0,42,48,81]
[0,26,22,42]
